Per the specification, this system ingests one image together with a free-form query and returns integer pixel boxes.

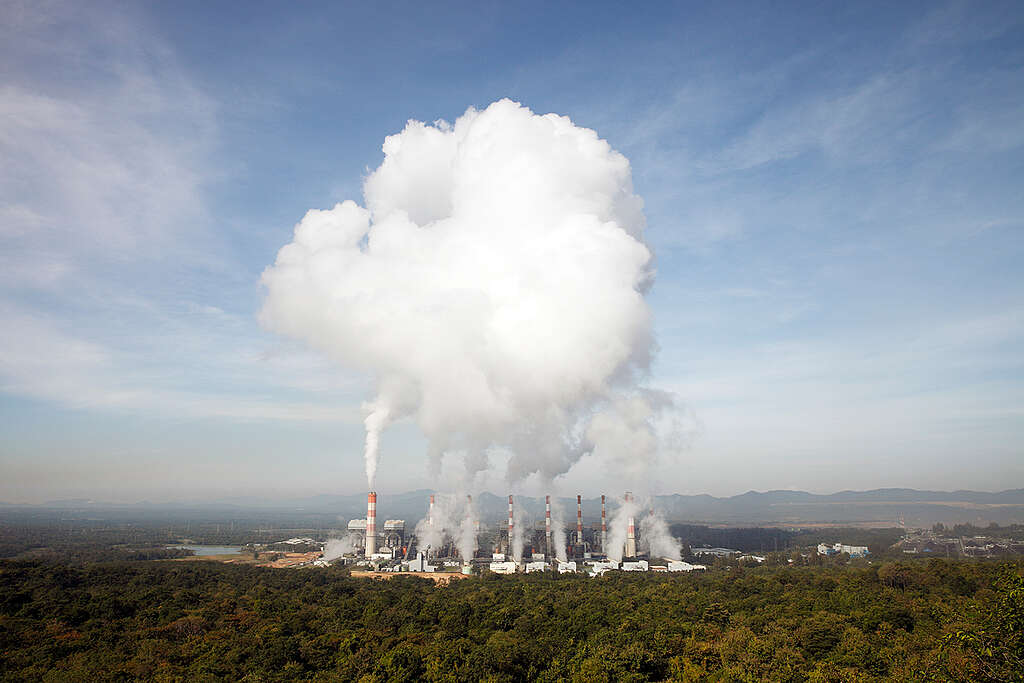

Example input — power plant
[332,490,704,575]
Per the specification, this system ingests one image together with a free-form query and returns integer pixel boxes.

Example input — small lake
[168,545,243,556]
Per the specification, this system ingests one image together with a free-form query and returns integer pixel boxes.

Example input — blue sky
[1,0,1022,502]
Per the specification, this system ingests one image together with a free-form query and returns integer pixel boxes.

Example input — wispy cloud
[0,1,368,422]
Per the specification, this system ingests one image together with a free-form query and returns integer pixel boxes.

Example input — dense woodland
[1,557,1021,682]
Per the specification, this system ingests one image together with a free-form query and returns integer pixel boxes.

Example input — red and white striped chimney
[545,495,552,557]
[601,494,607,550]
[366,492,377,557]
[576,494,583,543]
[507,494,514,545]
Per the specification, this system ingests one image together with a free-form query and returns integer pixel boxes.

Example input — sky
[1,0,1022,503]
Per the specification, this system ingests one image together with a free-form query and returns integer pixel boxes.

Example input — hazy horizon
[4,483,1024,508]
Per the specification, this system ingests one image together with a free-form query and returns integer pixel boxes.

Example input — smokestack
[624,491,636,558]
[545,495,552,559]
[366,492,377,557]
[428,494,435,527]
[576,494,583,543]
[507,494,514,550]
[601,494,607,551]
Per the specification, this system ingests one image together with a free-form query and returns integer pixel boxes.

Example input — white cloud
[261,100,657,489]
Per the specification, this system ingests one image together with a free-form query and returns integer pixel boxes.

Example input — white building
[558,561,577,573]
[667,561,706,572]
[408,552,434,572]
[622,560,649,572]
[283,537,316,545]
[692,547,740,558]
[589,560,619,575]
[817,543,869,557]
[526,561,550,573]
[489,561,518,574]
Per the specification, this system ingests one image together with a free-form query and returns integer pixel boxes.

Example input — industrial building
[331,490,686,577]
[817,542,869,558]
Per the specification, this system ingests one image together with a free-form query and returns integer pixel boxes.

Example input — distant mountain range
[4,488,1023,527]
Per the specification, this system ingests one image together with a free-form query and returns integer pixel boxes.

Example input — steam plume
[260,99,654,490]
[605,493,639,563]
[640,511,681,561]
[322,537,355,561]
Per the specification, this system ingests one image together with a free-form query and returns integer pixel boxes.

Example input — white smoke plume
[260,99,654,490]
[510,496,526,563]
[457,496,478,562]
[640,510,681,561]
[550,498,568,562]
[322,537,356,561]
[414,493,452,558]
[605,493,639,563]
[574,389,699,491]
[411,493,478,561]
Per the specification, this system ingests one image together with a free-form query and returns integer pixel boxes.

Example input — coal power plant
[331,490,705,575]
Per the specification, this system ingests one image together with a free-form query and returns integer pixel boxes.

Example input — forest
[1,556,1021,681]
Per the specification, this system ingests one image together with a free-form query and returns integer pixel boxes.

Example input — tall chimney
[366,492,377,557]
[576,494,583,544]
[545,495,552,559]
[624,491,636,558]
[601,494,607,551]
[507,494,514,552]
[428,494,435,527]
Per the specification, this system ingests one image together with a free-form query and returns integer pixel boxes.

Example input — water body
[168,545,242,556]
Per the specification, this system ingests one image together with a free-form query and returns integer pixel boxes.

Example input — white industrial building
[817,543,869,557]
[622,560,649,572]
[667,561,706,572]
[692,547,740,558]
[407,552,434,572]
[588,560,619,575]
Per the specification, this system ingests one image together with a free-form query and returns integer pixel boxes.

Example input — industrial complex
[332,491,706,575]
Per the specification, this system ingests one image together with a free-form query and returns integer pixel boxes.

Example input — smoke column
[322,537,355,561]
[457,494,477,562]
[413,492,478,560]
[510,495,525,563]
[550,497,568,562]
[640,510,681,561]
[606,492,640,563]
[260,99,656,491]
